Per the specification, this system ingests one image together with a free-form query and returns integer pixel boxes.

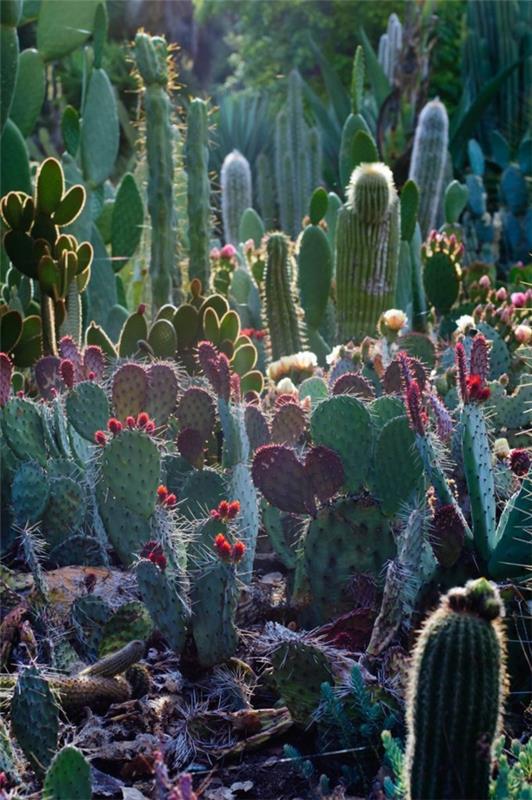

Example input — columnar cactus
[408,99,449,237]
[378,13,403,83]
[186,98,211,287]
[221,150,252,245]
[134,33,179,307]
[274,70,321,237]
[256,151,276,229]
[263,233,306,360]
[405,578,507,800]
[335,163,400,342]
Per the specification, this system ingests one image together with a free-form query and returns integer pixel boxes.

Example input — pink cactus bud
[495,287,507,302]
[511,292,526,308]
[478,275,491,289]
[137,304,146,315]
[220,243,237,259]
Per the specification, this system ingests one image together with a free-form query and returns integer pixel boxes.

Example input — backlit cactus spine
[408,99,449,237]
[264,233,306,360]
[186,98,211,288]
[134,33,179,307]
[335,163,400,342]
[221,150,252,245]
[405,578,507,800]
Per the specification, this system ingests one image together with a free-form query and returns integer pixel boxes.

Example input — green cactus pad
[10,48,45,138]
[423,251,460,314]
[239,207,264,246]
[97,484,152,566]
[489,476,531,580]
[66,381,110,441]
[2,396,47,465]
[118,309,148,358]
[271,402,307,445]
[11,666,59,772]
[145,363,178,424]
[304,498,395,623]
[147,319,177,359]
[111,173,144,269]
[42,745,91,800]
[112,363,148,420]
[11,461,49,524]
[80,68,119,187]
[298,225,333,330]
[176,387,215,441]
[99,601,153,657]
[310,395,373,492]
[44,477,86,546]
[270,637,334,725]
[369,395,405,427]
[370,416,424,515]
[137,559,189,653]
[298,376,328,408]
[71,594,112,661]
[101,429,160,519]
[37,0,99,61]
[191,560,238,667]
[181,468,226,520]
[487,381,531,431]
[48,534,106,568]
[461,404,496,561]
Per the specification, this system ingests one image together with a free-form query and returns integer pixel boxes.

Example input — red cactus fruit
[465,374,490,403]
[227,500,240,519]
[164,493,177,508]
[88,371,96,380]
[509,448,531,477]
[145,420,156,433]
[232,540,246,562]
[94,430,107,446]
[141,541,167,571]
[126,415,137,428]
[157,485,169,501]
[107,417,123,435]
[137,304,146,315]
[214,533,232,560]
[137,411,150,428]
[218,500,230,518]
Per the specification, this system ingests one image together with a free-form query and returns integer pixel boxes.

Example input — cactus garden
[0,1,531,797]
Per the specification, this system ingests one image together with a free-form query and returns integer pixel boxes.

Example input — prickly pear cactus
[11,666,59,772]
[42,746,92,800]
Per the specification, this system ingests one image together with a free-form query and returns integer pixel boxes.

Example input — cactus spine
[405,578,507,800]
[408,99,449,237]
[335,163,400,342]
[264,233,305,360]
[221,150,252,245]
[134,33,179,307]
[378,13,403,82]
[186,98,211,287]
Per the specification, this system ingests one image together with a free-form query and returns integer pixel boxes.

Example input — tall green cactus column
[134,33,178,307]
[221,149,252,245]
[186,97,211,288]
[405,578,507,800]
[264,233,306,360]
[335,163,400,342]
[408,99,449,237]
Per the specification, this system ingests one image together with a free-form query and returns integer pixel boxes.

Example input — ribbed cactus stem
[273,70,319,237]
[336,163,400,342]
[221,149,252,245]
[186,97,211,287]
[378,13,403,82]
[256,152,275,229]
[408,99,449,237]
[264,233,305,360]
[134,33,178,308]
[60,280,82,345]
[405,578,507,800]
